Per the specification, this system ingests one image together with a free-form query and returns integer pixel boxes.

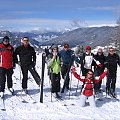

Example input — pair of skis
[14,92,37,104]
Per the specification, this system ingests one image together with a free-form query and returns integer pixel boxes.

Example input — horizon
[0,24,117,33]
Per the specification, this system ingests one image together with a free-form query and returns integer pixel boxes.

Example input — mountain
[0,26,119,50]
[42,26,118,48]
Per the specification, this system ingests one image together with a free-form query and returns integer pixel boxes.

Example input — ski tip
[22,100,28,103]
[1,109,6,111]
[71,103,75,106]
[64,104,67,106]
[32,101,37,104]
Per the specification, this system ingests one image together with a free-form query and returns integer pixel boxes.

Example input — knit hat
[51,45,58,50]
[86,46,91,50]
[3,36,9,42]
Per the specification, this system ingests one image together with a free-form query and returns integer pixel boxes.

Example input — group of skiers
[0,36,41,98]
[0,35,120,108]
[46,43,120,107]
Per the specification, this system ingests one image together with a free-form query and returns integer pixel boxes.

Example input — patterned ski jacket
[72,67,107,96]
[0,43,14,69]
[81,52,95,69]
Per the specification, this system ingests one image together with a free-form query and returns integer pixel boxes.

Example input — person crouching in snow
[72,67,107,107]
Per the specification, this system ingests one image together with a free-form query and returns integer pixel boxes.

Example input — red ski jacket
[72,67,107,97]
[0,43,14,69]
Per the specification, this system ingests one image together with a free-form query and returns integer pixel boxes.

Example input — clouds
[0,18,116,32]
[0,0,120,31]
[0,18,72,31]
[77,6,115,11]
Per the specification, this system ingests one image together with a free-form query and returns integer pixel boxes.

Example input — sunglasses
[3,40,9,42]
[98,52,102,54]
[109,50,114,52]
[87,72,93,76]
[53,48,57,50]
[64,46,69,49]
[23,40,29,42]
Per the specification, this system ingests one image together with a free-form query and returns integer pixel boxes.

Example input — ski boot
[8,88,14,95]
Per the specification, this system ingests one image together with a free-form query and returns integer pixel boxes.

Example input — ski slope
[0,53,120,120]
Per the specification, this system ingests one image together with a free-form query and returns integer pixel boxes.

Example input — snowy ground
[0,53,120,120]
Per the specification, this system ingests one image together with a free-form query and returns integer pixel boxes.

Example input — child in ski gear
[105,47,120,98]
[94,48,106,94]
[14,37,41,93]
[81,46,95,76]
[0,36,15,98]
[48,45,61,98]
[72,66,107,107]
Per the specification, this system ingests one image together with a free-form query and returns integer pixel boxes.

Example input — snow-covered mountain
[42,26,119,47]
[0,26,119,50]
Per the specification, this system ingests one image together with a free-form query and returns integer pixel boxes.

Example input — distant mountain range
[0,26,118,49]
[42,26,118,48]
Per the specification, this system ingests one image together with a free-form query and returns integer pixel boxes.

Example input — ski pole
[49,78,53,102]
[51,91,52,102]
[75,64,81,95]
[70,69,72,91]
[40,53,46,103]
[68,70,72,99]
[75,80,80,95]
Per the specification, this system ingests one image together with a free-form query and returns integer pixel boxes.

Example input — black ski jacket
[94,53,106,70]
[14,44,36,66]
[106,53,120,72]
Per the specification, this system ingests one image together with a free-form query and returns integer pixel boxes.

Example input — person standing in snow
[94,48,106,94]
[72,67,107,107]
[59,43,74,93]
[0,36,15,98]
[80,46,95,76]
[47,45,61,98]
[14,37,41,94]
[74,45,84,58]
[105,47,120,97]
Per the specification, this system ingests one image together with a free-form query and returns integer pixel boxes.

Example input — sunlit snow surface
[0,53,120,120]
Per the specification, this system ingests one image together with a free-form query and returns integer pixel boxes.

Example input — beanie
[51,45,58,50]
[3,36,10,42]
[86,46,91,50]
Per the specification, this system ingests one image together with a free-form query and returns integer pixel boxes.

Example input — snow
[0,53,120,120]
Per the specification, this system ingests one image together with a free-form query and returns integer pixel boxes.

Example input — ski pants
[82,68,89,76]
[51,73,60,93]
[0,67,13,92]
[79,94,96,107]
[94,67,104,92]
[106,72,116,93]
[61,65,70,89]
[21,64,41,89]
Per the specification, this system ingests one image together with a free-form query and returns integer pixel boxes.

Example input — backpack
[80,78,95,94]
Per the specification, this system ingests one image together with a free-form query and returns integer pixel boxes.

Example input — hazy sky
[0,0,120,31]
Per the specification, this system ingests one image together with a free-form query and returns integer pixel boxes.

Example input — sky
[0,0,120,31]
